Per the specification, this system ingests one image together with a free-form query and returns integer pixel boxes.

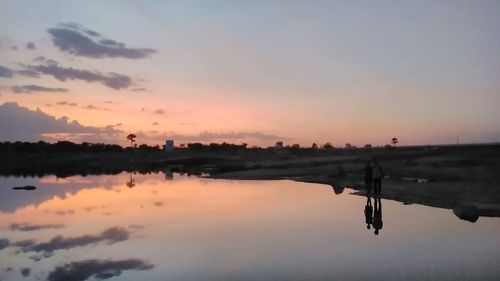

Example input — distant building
[164,140,174,151]
[163,169,173,180]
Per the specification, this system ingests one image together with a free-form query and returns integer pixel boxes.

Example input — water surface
[1,173,499,281]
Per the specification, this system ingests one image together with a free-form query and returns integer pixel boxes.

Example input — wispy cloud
[48,23,156,59]
[56,101,78,106]
[25,60,132,90]
[11,85,67,93]
[47,258,154,281]
[16,70,40,78]
[0,65,13,77]
[7,227,129,255]
[26,42,36,50]
[131,87,146,92]
[9,223,64,232]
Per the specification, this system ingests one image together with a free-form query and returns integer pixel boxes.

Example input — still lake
[1,173,500,281]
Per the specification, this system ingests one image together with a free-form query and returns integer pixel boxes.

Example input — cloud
[9,223,64,232]
[0,65,13,77]
[20,268,31,277]
[16,70,40,78]
[13,227,129,254]
[83,104,111,111]
[134,130,291,146]
[152,122,159,125]
[131,88,146,92]
[26,42,36,50]
[33,56,57,64]
[11,85,68,93]
[26,61,132,90]
[0,102,123,142]
[48,23,156,59]
[47,259,154,281]
[0,239,8,250]
[56,101,78,106]
[160,131,290,143]
[154,109,164,115]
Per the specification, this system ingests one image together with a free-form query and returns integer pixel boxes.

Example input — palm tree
[126,133,137,147]
[391,137,399,147]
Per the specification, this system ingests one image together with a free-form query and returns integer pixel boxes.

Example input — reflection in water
[0,173,499,281]
[125,173,135,188]
[364,195,373,230]
[47,259,154,281]
[331,185,345,194]
[373,197,383,235]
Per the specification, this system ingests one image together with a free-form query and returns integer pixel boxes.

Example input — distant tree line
[0,141,124,153]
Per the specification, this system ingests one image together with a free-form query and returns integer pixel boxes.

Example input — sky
[1,0,499,147]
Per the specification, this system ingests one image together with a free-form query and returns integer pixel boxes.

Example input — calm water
[1,173,499,281]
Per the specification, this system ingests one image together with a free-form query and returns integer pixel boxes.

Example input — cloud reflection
[1,227,130,256]
[9,223,64,232]
[47,258,154,281]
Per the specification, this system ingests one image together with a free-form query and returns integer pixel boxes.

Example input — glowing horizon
[1,1,499,147]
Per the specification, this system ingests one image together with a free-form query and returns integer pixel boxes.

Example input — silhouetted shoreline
[1,141,499,221]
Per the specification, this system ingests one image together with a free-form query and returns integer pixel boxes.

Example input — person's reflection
[373,197,383,235]
[126,173,136,188]
[364,194,373,230]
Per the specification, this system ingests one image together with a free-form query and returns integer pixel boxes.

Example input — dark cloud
[26,61,132,90]
[16,70,40,78]
[9,223,65,232]
[15,227,129,254]
[0,102,123,142]
[48,23,156,59]
[154,109,164,115]
[0,238,9,250]
[152,122,159,125]
[11,85,68,93]
[0,65,14,77]
[56,101,78,106]
[47,258,154,281]
[20,267,31,277]
[26,42,36,50]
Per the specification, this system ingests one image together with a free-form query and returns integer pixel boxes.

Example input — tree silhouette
[391,137,399,147]
[126,134,137,147]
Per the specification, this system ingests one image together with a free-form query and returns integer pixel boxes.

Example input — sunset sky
[1,0,499,147]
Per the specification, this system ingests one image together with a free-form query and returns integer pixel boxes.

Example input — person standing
[364,161,373,194]
[372,159,384,195]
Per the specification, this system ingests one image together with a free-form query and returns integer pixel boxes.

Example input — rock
[12,185,37,190]
[453,205,479,223]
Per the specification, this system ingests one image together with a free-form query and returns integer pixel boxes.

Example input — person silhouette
[364,194,373,230]
[364,161,373,194]
[373,197,383,235]
[372,159,384,195]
